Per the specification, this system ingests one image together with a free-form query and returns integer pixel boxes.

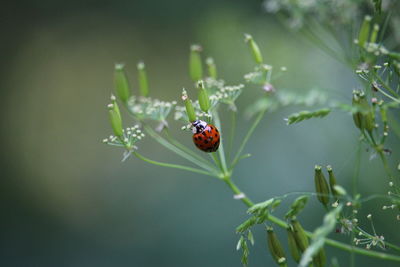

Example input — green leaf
[285,195,309,219]
[236,217,257,233]
[247,198,275,215]
[286,108,331,125]
[299,204,343,267]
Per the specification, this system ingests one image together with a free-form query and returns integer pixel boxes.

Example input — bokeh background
[1,1,399,266]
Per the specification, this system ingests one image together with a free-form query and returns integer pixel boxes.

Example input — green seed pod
[358,15,372,47]
[137,62,149,97]
[358,93,375,132]
[182,89,196,122]
[244,34,263,64]
[314,165,330,206]
[197,80,210,112]
[267,227,287,266]
[189,44,203,82]
[352,91,363,130]
[287,227,301,263]
[110,94,121,119]
[327,165,338,199]
[114,63,131,102]
[313,248,327,267]
[370,24,380,44]
[206,57,217,79]
[291,219,309,252]
[108,103,123,138]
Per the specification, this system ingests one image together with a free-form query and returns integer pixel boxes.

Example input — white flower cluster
[103,125,145,149]
[354,234,385,250]
[174,79,244,123]
[244,64,272,85]
[363,42,389,56]
[127,96,177,122]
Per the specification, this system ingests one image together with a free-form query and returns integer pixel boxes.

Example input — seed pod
[267,227,287,266]
[114,63,131,102]
[291,219,309,252]
[244,34,263,64]
[370,24,380,44]
[189,44,203,82]
[358,93,375,132]
[287,227,301,263]
[108,103,123,138]
[197,81,210,112]
[182,89,196,122]
[352,91,363,130]
[314,165,330,206]
[327,165,339,199]
[206,57,217,79]
[313,248,327,267]
[358,15,372,47]
[137,62,149,97]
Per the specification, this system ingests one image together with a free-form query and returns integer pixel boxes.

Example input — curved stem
[163,127,214,169]
[133,152,216,177]
[144,125,220,175]
[213,111,228,174]
[230,108,267,170]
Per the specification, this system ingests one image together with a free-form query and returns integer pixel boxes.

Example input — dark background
[0,1,399,266]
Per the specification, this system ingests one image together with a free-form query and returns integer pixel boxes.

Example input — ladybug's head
[192,120,208,134]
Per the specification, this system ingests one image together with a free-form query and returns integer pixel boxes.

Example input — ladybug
[192,120,220,152]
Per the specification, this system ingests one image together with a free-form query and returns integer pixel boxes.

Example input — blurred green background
[1,1,399,266]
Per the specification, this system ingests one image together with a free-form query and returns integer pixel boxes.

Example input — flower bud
[182,88,196,122]
[314,165,330,206]
[358,15,372,47]
[244,34,263,64]
[206,57,217,79]
[313,248,327,267]
[358,93,375,132]
[267,227,287,266]
[137,61,149,97]
[108,103,123,138]
[114,63,131,102]
[327,165,339,199]
[291,219,309,252]
[370,24,380,44]
[352,91,363,129]
[287,227,301,263]
[189,44,203,82]
[197,80,210,112]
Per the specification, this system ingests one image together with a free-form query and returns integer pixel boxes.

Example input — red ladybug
[192,120,220,152]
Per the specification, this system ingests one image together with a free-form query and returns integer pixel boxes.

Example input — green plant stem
[373,70,400,99]
[230,108,267,170]
[378,151,393,182]
[213,111,228,174]
[353,142,362,197]
[228,110,237,161]
[210,153,223,173]
[163,127,214,169]
[223,176,400,262]
[144,125,219,175]
[133,152,216,177]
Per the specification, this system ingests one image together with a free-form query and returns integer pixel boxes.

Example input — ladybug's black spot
[197,136,202,140]
[215,128,219,133]
[202,132,207,136]
[204,140,208,144]
[214,134,218,137]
